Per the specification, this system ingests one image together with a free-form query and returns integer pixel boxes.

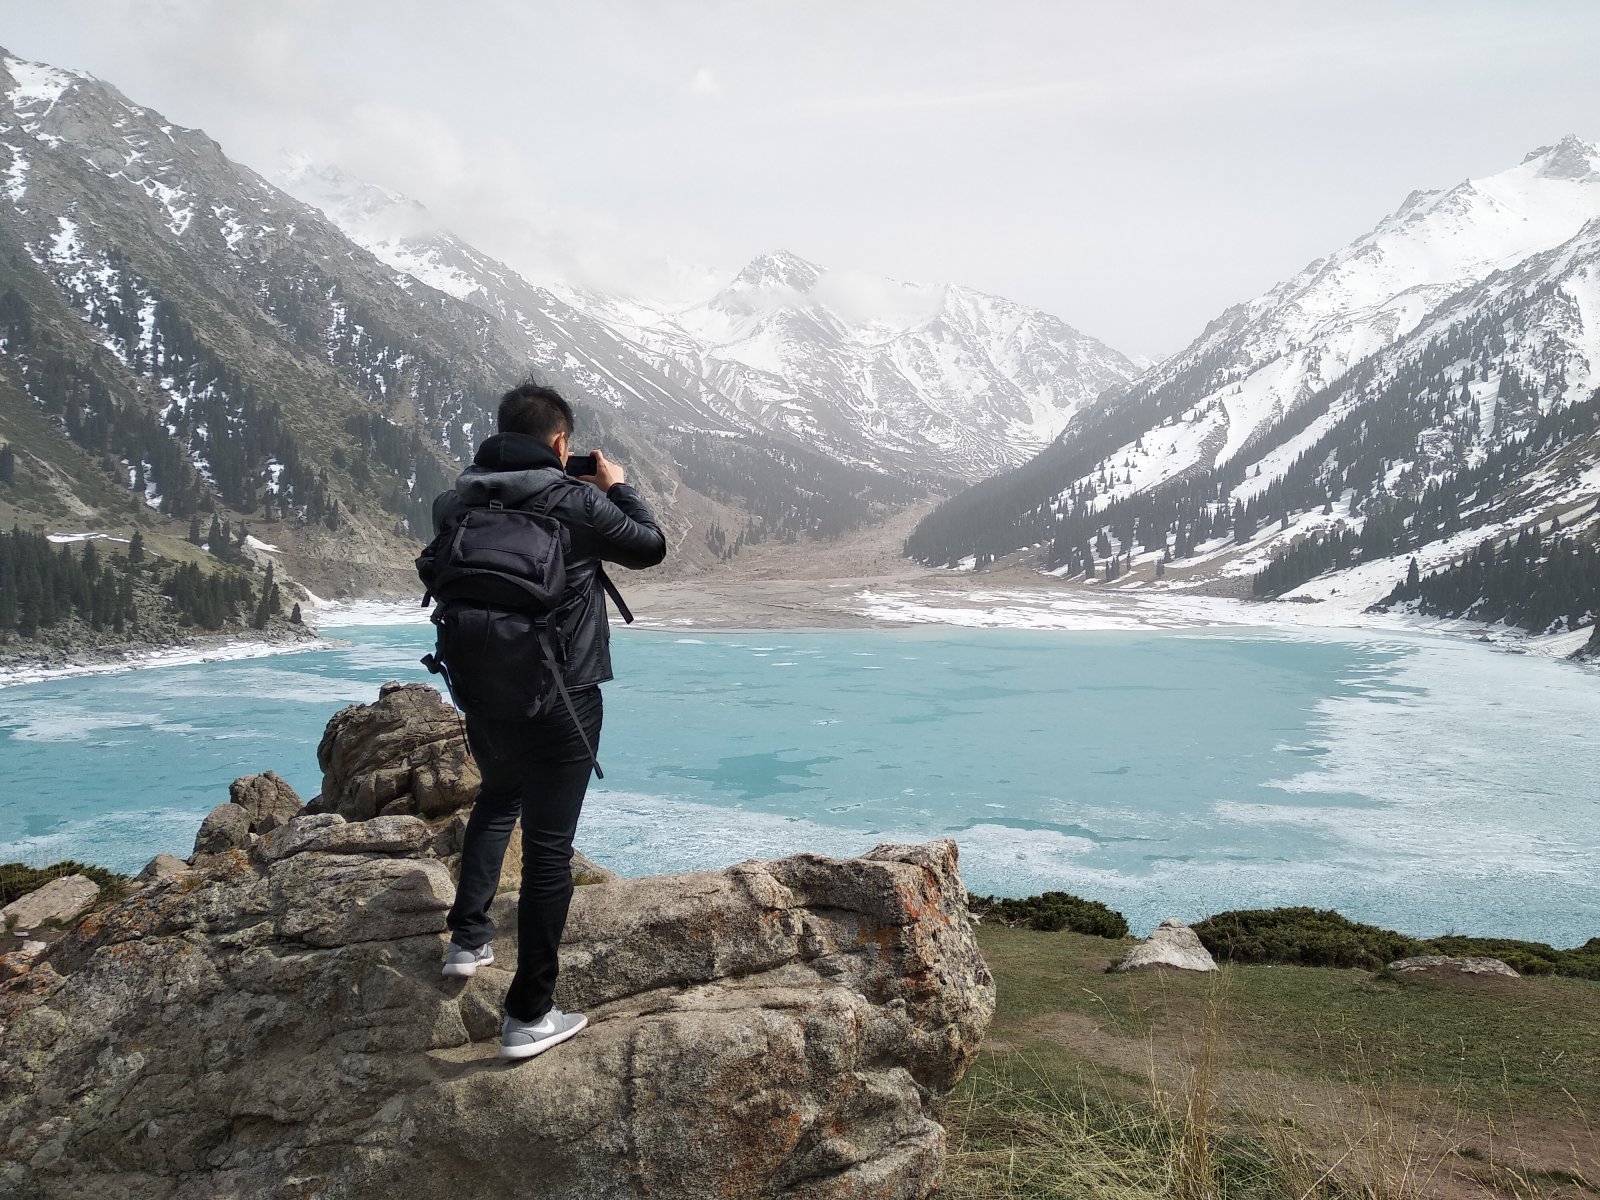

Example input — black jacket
[431,433,667,688]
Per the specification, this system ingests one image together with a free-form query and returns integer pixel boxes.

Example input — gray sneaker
[440,940,494,978]
[499,1008,587,1060]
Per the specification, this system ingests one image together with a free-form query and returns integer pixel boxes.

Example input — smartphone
[565,453,598,478]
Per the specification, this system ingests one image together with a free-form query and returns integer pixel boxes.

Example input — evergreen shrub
[1191,907,1422,969]
[0,860,129,907]
[967,891,1129,939]
[1193,907,1600,980]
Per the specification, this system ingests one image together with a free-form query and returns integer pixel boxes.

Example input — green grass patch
[949,925,1600,1198]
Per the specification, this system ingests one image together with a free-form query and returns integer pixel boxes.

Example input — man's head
[498,382,574,457]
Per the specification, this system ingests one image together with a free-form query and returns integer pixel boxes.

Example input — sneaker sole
[499,1014,588,1061]
[440,951,494,978]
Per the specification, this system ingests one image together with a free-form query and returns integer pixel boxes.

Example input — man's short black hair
[498,381,575,441]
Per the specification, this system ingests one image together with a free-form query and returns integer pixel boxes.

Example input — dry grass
[941,928,1600,1200]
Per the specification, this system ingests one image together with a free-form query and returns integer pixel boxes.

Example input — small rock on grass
[1387,955,1519,978]
[1114,917,1218,973]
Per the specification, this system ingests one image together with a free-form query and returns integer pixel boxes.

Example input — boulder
[571,848,619,885]
[190,801,251,857]
[0,826,992,1199]
[0,940,48,981]
[316,681,479,821]
[228,769,302,832]
[0,874,100,930]
[1114,917,1218,973]
[135,853,189,882]
[1387,954,1520,978]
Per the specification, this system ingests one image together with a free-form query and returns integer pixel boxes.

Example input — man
[431,381,666,1060]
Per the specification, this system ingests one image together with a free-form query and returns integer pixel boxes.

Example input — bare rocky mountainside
[0,47,956,603]
[0,682,995,1199]
[909,137,1600,645]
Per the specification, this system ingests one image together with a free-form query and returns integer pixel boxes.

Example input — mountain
[276,162,1141,483]
[573,249,1142,480]
[907,137,1600,634]
[0,46,923,606]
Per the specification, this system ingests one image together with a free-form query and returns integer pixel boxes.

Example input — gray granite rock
[1387,955,1520,978]
[1114,917,1218,973]
[1,876,99,930]
[228,769,302,832]
[0,689,992,1199]
[191,802,252,857]
[135,853,189,882]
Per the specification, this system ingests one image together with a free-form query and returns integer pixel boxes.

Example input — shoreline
[2,574,1591,688]
[0,628,325,689]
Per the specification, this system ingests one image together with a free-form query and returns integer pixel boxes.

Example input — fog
[3,0,1597,357]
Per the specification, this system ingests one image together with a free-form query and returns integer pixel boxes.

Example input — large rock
[228,769,302,832]
[190,801,251,857]
[0,817,992,1198]
[135,853,189,882]
[1388,955,1520,979]
[317,681,480,821]
[0,875,100,930]
[1113,917,1218,973]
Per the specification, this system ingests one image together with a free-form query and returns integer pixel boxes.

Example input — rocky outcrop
[191,801,252,856]
[135,853,189,882]
[0,874,99,931]
[1114,917,1218,973]
[0,684,994,1199]
[228,769,303,833]
[316,681,479,821]
[1388,955,1520,979]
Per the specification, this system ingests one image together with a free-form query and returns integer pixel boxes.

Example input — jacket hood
[454,433,566,507]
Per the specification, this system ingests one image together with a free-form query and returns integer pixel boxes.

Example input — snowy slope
[1064,136,1600,508]
[280,158,1143,481]
[274,160,749,436]
[602,250,1141,479]
[908,136,1600,604]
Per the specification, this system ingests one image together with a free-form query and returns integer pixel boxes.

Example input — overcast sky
[3,1,1598,356]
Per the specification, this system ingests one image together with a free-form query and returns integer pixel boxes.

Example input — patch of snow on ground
[4,57,74,111]
[244,535,280,553]
[2,142,28,202]
[309,598,432,629]
[47,216,80,263]
[45,532,129,545]
[0,639,320,690]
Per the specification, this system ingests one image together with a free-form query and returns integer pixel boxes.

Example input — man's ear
[551,430,569,460]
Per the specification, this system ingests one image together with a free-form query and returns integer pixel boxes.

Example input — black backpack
[415,486,608,776]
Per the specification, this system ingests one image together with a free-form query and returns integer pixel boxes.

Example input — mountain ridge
[905,135,1600,641]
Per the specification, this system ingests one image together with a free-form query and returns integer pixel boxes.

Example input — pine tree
[127,532,144,565]
[0,444,14,484]
[289,602,303,625]
[188,514,203,545]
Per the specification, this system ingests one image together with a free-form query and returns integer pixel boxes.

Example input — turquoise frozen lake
[1,623,1596,943]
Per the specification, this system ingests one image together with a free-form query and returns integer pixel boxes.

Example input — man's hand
[579,449,626,491]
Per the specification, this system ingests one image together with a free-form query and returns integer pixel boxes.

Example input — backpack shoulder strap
[536,624,604,779]
[597,565,634,624]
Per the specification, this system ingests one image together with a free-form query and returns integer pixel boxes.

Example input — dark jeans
[446,686,602,1022]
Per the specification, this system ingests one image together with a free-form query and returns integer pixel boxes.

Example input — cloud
[688,67,721,98]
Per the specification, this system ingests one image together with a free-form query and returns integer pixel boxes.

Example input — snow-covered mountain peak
[275,157,434,244]
[727,249,824,294]
[1520,134,1600,181]
[1,49,85,114]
